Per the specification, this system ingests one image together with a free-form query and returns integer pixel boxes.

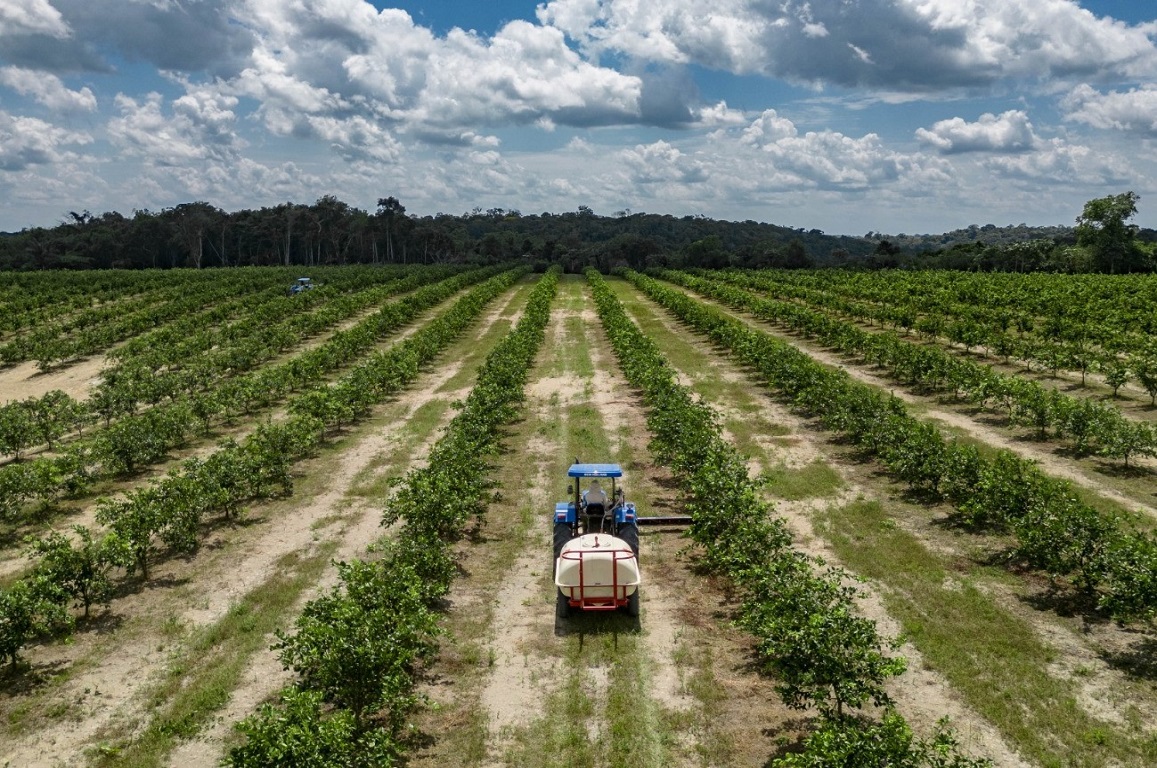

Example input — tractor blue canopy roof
[568,463,622,478]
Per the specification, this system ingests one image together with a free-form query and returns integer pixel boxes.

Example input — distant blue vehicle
[288,277,315,295]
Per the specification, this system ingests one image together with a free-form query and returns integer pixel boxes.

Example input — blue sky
[1,1,1155,236]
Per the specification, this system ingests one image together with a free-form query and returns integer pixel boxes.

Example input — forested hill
[0,200,876,271]
[867,223,1077,250]
[3,197,1154,272]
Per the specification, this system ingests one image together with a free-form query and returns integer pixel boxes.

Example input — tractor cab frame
[555,462,636,538]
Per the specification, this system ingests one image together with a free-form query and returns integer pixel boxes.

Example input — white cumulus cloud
[0,110,91,171]
[733,109,914,190]
[0,66,96,111]
[230,2,643,140]
[538,0,1157,90]
[108,88,242,166]
[0,0,69,38]
[983,137,1131,185]
[916,110,1039,153]
[621,140,707,184]
[1062,84,1157,135]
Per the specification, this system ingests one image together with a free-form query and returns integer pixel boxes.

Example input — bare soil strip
[610,278,1028,765]
[0,281,533,768]
[771,288,1157,425]
[670,282,1157,519]
[410,276,793,768]
[620,277,1157,765]
[0,355,107,405]
[0,285,489,579]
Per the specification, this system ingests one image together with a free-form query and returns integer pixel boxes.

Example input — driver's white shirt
[584,488,608,506]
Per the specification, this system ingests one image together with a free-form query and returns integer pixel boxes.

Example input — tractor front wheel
[556,589,571,619]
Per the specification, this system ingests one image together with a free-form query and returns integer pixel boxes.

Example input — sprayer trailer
[553,462,641,618]
[555,533,641,615]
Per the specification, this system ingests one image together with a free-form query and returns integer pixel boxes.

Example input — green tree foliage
[226,688,399,767]
[1076,191,1144,273]
[741,556,906,718]
[585,269,967,760]
[26,527,126,618]
[630,268,1157,622]
[0,198,883,270]
[20,390,88,450]
[775,711,992,767]
[0,401,38,459]
[1129,350,1157,405]
[0,579,72,667]
[229,268,559,763]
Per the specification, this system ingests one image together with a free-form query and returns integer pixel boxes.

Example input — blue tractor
[553,462,641,618]
[288,277,316,295]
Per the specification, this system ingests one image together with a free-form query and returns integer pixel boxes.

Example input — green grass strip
[91,545,336,767]
[820,500,1157,768]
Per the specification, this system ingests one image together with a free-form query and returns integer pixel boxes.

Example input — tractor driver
[583,480,608,513]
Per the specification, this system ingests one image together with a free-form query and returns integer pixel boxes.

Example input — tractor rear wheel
[556,589,571,619]
[618,523,640,559]
[625,588,640,617]
[553,522,572,576]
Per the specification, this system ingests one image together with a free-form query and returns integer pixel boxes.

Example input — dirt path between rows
[0,288,480,579]
[615,280,1031,766]
[0,284,530,768]
[165,282,533,767]
[473,279,791,766]
[473,299,575,752]
[474,297,708,765]
[673,284,1157,520]
[0,355,106,405]
[767,290,1157,424]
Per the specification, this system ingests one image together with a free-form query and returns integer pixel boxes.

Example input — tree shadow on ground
[760,716,816,767]
[76,609,125,636]
[0,657,70,697]
[1101,635,1157,682]
[1017,581,1112,627]
[1092,460,1152,480]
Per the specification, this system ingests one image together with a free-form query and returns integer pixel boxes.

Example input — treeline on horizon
[1,194,1154,274]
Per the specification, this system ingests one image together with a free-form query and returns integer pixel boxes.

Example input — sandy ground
[421,283,791,768]
[0,284,529,768]
[411,279,796,768]
[164,283,532,768]
[617,283,1030,766]
[474,297,720,763]
[633,276,1157,760]
[0,355,105,405]
[10,273,1150,766]
[672,284,1157,519]
[810,344,1157,518]
[818,305,1157,425]
[0,288,476,581]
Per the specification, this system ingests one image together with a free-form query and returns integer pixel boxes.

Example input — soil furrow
[0,281,531,767]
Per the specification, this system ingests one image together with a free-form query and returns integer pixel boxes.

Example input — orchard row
[589,270,988,767]
[631,270,1157,622]
[0,269,527,670]
[226,268,560,765]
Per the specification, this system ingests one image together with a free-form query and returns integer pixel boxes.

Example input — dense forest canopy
[1,193,1153,273]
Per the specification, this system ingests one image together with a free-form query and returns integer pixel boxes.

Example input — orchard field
[2,265,1157,767]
